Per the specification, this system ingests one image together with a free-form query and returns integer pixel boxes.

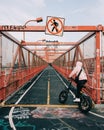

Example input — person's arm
[69,67,77,78]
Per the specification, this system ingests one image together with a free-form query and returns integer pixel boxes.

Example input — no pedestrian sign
[45,16,65,36]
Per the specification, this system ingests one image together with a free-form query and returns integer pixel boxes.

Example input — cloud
[34,0,46,7]
[0,0,46,24]
[57,0,64,2]
[96,0,104,15]
[83,0,104,24]
[70,8,86,15]
[29,0,46,8]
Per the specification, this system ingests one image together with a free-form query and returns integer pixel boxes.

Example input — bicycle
[59,78,92,113]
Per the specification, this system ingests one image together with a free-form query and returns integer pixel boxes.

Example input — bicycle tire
[59,90,68,104]
[78,94,92,113]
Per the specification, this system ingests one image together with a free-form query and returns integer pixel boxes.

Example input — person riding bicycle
[69,61,87,102]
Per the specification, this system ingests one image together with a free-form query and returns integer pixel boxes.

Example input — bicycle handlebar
[68,77,74,82]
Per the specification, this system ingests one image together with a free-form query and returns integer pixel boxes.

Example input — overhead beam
[36,52,64,55]
[21,41,77,46]
[41,56,61,61]
[30,48,70,51]
[0,25,103,32]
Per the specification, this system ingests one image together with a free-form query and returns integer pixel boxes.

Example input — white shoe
[73,98,80,102]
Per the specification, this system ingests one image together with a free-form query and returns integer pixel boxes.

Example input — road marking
[89,111,104,119]
[1,104,78,108]
[54,69,75,98]
[47,78,50,104]
[8,70,45,130]
[9,107,16,130]
[6,66,104,130]
[58,118,77,130]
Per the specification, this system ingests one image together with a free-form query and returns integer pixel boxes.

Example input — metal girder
[0,25,103,32]
[30,48,69,51]
[21,41,77,46]
[36,52,64,55]
[77,32,96,44]
[41,57,60,63]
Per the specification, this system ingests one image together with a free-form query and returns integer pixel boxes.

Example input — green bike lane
[0,66,104,130]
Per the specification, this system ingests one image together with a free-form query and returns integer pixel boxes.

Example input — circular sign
[45,16,65,36]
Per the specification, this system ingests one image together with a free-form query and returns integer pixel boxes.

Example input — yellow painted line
[0,100,5,105]
[47,78,50,105]
[0,104,78,108]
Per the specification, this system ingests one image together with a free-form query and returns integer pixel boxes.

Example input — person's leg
[73,83,81,102]
[77,80,87,97]
[76,83,82,98]
[74,80,87,102]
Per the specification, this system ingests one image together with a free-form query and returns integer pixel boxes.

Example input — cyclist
[69,61,87,102]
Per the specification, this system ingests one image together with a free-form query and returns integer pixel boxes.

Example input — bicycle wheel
[59,90,68,104]
[78,94,92,113]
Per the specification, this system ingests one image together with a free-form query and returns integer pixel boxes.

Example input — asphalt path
[0,66,104,130]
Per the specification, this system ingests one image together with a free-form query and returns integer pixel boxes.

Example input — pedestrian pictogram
[45,16,65,36]
[51,19,59,32]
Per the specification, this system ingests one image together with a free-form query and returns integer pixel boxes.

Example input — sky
[0,0,104,41]
[0,0,104,25]
[0,0,104,53]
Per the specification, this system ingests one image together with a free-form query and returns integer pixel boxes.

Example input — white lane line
[8,70,45,130]
[47,78,50,105]
[9,107,16,130]
[89,111,104,119]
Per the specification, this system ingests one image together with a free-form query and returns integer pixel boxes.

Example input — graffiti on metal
[2,25,25,30]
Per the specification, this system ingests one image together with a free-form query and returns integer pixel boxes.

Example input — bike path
[0,66,104,130]
[5,66,74,105]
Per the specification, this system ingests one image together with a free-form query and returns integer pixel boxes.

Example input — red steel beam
[21,41,77,46]
[95,31,101,104]
[0,25,103,32]
[30,48,69,51]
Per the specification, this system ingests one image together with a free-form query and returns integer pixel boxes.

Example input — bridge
[0,18,104,129]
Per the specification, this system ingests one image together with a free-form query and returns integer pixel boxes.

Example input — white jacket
[69,61,87,80]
